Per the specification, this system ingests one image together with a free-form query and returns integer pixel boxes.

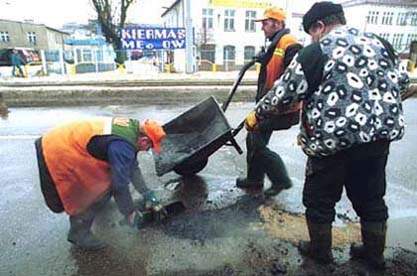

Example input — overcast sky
[0,0,322,29]
[0,0,172,28]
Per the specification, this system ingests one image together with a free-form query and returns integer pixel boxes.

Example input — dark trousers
[245,130,291,186]
[35,138,64,213]
[303,140,390,224]
[12,65,24,77]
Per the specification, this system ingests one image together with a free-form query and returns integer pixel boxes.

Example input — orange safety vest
[41,118,113,215]
[264,34,298,92]
[260,33,301,126]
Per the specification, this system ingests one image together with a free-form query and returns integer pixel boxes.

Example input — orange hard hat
[255,6,286,22]
[142,119,166,153]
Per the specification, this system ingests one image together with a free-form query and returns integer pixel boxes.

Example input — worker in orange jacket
[35,117,166,250]
[236,7,302,197]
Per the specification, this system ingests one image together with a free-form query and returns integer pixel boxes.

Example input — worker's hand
[127,210,144,229]
[152,204,169,221]
[144,190,160,210]
[244,111,258,131]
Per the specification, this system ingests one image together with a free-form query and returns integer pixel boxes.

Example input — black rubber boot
[67,213,107,251]
[298,221,333,264]
[235,177,263,189]
[264,182,292,197]
[350,221,386,270]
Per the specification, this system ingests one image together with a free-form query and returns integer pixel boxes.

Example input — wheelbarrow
[154,59,256,176]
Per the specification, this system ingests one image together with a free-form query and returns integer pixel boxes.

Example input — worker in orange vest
[236,6,302,197]
[35,117,166,250]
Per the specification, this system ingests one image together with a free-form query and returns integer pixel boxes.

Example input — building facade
[340,0,417,54]
[0,19,70,51]
[161,0,292,72]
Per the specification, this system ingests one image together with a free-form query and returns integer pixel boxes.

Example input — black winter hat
[302,1,344,33]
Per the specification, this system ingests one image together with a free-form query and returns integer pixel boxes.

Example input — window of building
[0,31,10,42]
[27,32,37,45]
[202,8,214,30]
[367,11,379,24]
[224,9,235,32]
[406,33,415,46]
[96,50,103,62]
[411,12,417,26]
[76,49,82,63]
[388,12,394,25]
[245,10,256,32]
[382,12,388,25]
[382,11,394,25]
[82,49,92,62]
[396,12,407,25]
[244,46,255,62]
[393,33,399,48]
[392,33,405,50]
[223,45,235,61]
[55,34,61,44]
[201,44,215,63]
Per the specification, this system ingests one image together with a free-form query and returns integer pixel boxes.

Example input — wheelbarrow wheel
[174,158,208,176]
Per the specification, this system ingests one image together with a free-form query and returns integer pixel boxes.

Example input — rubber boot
[350,221,386,270]
[235,177,263,189]
[67,212,107,251]
[298,221,333,264]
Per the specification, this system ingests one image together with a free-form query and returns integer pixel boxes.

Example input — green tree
[91,0,135,64]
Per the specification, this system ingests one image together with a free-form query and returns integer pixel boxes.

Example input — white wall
[344,3,417,53]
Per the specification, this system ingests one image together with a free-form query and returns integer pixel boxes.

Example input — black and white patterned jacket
[255,25,410,157]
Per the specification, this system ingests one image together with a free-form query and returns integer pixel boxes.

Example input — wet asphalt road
[0,100,417,275]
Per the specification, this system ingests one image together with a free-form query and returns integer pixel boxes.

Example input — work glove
[127,210,144,229]
[143,190,160,210]
[244,111,258,131]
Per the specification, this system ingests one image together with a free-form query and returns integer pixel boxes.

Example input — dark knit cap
[302,1,344,33]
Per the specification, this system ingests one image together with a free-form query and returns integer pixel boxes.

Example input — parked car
[0,47,41,66]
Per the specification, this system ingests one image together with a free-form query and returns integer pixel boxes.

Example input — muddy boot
[67,214,107,251]
[298,221,333,264]
[264,182,292,197]
[235,177,263,189]
[350,221,386,270]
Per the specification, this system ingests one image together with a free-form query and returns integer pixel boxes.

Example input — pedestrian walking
[10,49,24,77]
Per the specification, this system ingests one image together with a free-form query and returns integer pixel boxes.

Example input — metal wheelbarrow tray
[154,96,242,176]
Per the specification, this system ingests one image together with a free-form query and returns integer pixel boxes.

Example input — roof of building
[0,18,70,35]
[161,0,181,17]
[340,0,417,8]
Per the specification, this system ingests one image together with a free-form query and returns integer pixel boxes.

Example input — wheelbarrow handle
[221,59,257,112]
[232,120,245,137]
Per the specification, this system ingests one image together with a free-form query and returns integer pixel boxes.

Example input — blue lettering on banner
[121,27,186,50]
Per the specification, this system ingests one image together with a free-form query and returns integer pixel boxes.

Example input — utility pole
[185,0,194,73]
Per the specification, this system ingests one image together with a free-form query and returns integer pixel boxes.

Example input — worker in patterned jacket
[244,1,410,269]
[35,117,166,250]
[236,6,302,197]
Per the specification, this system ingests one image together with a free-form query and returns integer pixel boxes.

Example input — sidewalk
[0,69,416,107]
[1,67,415,85]
[0,70,260,84]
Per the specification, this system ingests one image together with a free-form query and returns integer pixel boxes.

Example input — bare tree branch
[91,0,136,63]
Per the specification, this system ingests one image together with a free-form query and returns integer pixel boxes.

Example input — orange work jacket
[41,118,113,215]
[264,34,299,92]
